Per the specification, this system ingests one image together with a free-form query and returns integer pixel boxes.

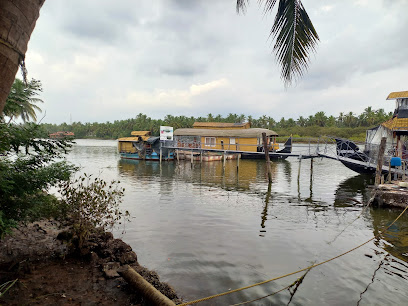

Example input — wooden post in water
[237,154,240,173]
[375,137,387,186]
[262,132,273,183]
[223,151,227,171]
[310,158,313,182]
[200,150,203,164]
[159,147,162,164]
[191,150,193,168]
[297,155,302,184]
[176,149,179,162]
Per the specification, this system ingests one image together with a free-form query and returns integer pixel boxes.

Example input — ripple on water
[66,140,408,305]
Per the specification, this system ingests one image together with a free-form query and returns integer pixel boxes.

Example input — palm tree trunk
[0,0,45,114]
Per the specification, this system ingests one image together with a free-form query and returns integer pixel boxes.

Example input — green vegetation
[0,78,129,239]
[2,78,43,124]
[58,174,128,248]
[42,108,392,142]
[0,122,77,237]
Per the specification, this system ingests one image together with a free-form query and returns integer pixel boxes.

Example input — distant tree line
[41,108,392,141]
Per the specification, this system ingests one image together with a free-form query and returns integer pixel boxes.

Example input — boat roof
[174,128,278,137]
[131,131,151,136]
[193,122,250,129]
[386,91,408,100]
[118,136,150,142]
[381,117,408,132]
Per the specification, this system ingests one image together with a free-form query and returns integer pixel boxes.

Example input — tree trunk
[0,0,45,114]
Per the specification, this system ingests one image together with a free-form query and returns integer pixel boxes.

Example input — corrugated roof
[193,122,250,128]
[381,117,408,131]
[386,91,408,100]
[174,128,278,137]
[131,131,151,136]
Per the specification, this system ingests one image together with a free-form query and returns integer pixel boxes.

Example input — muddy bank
[0,220,181,305]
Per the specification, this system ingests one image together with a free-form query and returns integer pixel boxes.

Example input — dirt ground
[0,220,180,305]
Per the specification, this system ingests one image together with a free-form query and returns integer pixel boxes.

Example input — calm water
[66,139,408,305]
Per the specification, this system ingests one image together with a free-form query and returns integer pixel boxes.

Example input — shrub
[0,122,77,238]
[58,174,129,248]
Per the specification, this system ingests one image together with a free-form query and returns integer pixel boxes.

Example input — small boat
[118,131,174,161]
[334,91,408,175]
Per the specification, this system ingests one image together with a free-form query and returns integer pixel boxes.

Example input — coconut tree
[237,0,319,86]
[0,0,46,114]
[3,78,43,123]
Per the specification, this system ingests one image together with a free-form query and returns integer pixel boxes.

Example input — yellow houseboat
[174,122,291,159]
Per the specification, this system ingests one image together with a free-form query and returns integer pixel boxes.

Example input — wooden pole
[375,137,386,186]
[159,148,162,164]
[177,149,179,162]
[297,156,302,185]
[118,265,176,306]
[200,150,203,163]
[262,132,273,183]
[237,153,240,173]
[191,150,193,167]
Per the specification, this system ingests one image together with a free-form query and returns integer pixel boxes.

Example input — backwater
[66,139,408,305]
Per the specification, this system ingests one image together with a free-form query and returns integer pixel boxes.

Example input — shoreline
[0,220,181,305]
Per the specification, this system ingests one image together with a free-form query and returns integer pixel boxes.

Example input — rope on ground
[178,204,408,306]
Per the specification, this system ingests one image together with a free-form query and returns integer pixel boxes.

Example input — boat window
[398,98,408,109]
[205,137,216,147]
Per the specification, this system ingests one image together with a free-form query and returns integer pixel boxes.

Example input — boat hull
[120,152,174,161]
[241,152,289,160]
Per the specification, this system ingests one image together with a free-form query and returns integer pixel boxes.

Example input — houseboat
[49,131,75,139]
[334,91,408,174]
[173,122,291,159]
[118,131,174,161]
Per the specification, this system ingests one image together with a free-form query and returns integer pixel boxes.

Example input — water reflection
[67,141,408,305]
[370,207,408,263]
[334,174,374,207]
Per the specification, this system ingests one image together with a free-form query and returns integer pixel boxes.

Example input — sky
[24,0,408,124]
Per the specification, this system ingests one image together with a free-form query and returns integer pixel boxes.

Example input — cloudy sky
[25,0,408,124]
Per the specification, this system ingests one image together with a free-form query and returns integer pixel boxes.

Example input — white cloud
[23,0,408,124]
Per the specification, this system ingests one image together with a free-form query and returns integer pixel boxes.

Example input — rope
[178,204,408,306]
[328,194,374,245]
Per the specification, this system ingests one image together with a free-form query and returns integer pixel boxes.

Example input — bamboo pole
[118,265,176,306]
[262,132,273,183]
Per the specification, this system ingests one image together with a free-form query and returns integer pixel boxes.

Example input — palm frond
[270,0,319,85]
[236,0,250,13]
[236,0,319,86]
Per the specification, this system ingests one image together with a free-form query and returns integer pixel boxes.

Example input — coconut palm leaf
[237,0,319,86]
[3,78,43,123]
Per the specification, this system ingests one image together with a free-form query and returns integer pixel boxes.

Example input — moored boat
[334,91,408,174]
[118,131,174,161]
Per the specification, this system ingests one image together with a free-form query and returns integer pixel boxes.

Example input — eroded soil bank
[0,220,181,305]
